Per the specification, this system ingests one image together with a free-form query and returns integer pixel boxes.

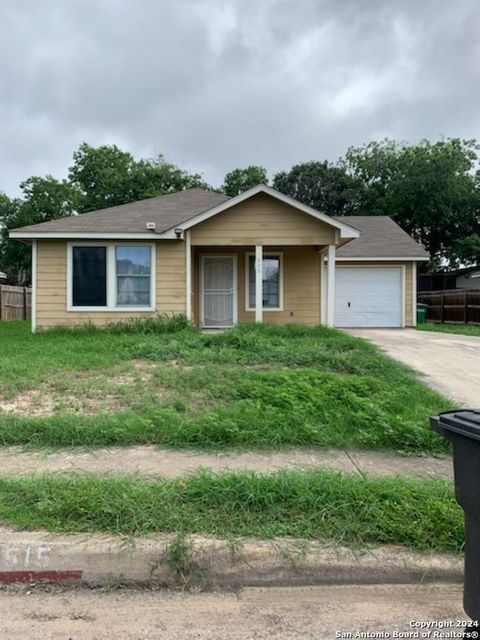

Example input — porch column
[185,230,192,321]
[319,247,327,325]
[31,239,37,333]
[326,244,336,327]
[255,244,263,323]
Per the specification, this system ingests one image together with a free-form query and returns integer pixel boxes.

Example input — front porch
[187,244,337,329]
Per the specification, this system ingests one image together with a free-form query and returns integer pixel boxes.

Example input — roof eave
[9,231,178,240]
[334,255,430,261]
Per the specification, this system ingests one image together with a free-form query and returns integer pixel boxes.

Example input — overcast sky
[1,0,479,196]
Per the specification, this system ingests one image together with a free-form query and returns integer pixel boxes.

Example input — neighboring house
[418,266,480,292]
[456,267,480,290]
[9,184,428,332]
[0,271,6,282]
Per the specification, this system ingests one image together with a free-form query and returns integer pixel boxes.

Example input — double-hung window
[247,253,283,310]
[69,243,154,310]
[115,246,152,306]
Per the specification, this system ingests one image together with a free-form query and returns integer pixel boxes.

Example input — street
[0,583,468,639]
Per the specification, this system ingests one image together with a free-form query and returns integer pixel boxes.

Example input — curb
[0,528,463,588]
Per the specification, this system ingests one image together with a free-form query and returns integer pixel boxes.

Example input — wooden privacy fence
[0,285,32,321]
[418,289,480,325]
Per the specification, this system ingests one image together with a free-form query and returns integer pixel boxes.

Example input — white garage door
[334,267,403,328]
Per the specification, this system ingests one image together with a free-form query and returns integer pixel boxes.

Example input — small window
[116,246,151,307]
[248,254,281,309]
[72,246,107,307]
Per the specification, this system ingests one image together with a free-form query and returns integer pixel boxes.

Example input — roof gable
[176,185,360,239]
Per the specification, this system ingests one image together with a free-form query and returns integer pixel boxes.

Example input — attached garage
[334,266,403,328]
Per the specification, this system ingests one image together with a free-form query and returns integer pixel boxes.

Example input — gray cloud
[1,0,479,195]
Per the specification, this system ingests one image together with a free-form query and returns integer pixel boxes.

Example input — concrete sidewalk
[0,445,453,479]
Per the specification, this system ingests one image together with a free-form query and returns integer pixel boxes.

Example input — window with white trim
[115,246,151,306]
[246,253,283,310]
[72,246,107,307]
[69,243,154,310]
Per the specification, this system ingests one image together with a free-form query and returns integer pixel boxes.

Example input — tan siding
[36,240,186,329]
[190,194,336,246]
[335,261,416,327]
[405,262,414,327]
[35,239,417,330]
[193,246,321,326]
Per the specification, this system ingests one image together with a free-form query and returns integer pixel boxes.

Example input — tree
[342,140,400,216]
[129,155,209,200]
[273,161,361,217]
[0,176,77,284]
[454,234,480,265]
[222,166,268,197]
[69,143,209,213]
[19,175,78,222]
[344,138,480,268]
[0,193,23,283]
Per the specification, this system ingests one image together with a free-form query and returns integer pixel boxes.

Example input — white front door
[200,256,237,328]
[334,267,403,328]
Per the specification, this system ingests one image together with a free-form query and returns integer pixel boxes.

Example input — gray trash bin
[431,409,480,621]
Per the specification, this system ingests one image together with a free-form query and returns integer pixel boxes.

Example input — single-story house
[9,184,429,332]
[418,266,480,292]
[456,266,480,290]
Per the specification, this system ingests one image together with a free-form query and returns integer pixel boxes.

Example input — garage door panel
[334,267,402,328]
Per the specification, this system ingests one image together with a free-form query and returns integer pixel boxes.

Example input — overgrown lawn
[0,469,462,552]
[0,320,453,453]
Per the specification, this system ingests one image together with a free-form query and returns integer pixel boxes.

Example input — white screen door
[201,256,237,328]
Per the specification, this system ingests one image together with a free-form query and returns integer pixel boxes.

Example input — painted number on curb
[1,545,52,569]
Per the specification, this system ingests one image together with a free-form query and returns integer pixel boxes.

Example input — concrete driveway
[347,328,480,407]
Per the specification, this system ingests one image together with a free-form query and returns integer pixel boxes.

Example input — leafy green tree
[69,143,209,213]
[129,155,209,200]
[0,193,23,283]
[0,177,77,284]
[273,161,361,217]
[342,140,400,216]
[19,175,78,222]
[222,166,268,197]
[344,138,480,267]
[454,234,480,266]
[68,143,133,212]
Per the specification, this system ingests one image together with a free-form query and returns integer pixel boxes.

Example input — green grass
[417,322,480,337]
[0,469,462,553]
[0,320,453,453]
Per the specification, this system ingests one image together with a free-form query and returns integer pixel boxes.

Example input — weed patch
[0,469,462,553]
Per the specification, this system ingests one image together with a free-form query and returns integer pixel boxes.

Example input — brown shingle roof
[336,216,429,259]
[11,189,231,235]
[11,187,428,260]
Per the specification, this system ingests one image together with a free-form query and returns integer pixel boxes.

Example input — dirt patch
[0,360,166,417]
[0,387,131,417]
[0,390,55,417]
